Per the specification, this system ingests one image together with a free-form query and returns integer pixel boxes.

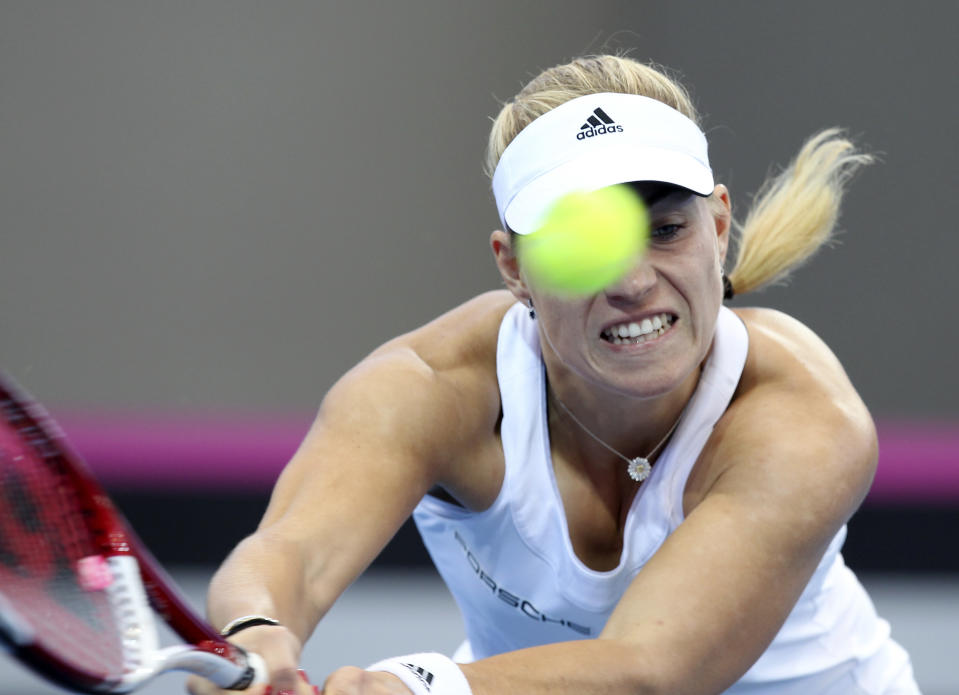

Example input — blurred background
[1,1,956,693]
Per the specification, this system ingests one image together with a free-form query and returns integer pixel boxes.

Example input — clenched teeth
[601,313,674,345]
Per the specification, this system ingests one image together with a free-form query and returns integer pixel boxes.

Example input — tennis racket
[0,372,267,693]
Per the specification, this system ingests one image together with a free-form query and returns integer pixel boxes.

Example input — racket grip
[245,651,269,685]
[226,649,269,689]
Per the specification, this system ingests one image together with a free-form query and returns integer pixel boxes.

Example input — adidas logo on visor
[577,106,624,140]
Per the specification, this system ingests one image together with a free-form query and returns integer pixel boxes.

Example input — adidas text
[576,123,624,140]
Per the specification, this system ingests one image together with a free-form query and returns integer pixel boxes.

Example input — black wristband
[220,615,282,637]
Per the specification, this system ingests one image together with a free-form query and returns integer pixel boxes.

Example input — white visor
[492,92,714,234]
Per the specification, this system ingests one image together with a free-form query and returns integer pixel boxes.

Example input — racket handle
[218,648,268,690]
[242,650,269,687]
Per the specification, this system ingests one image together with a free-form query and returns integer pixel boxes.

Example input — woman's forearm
[206,528,329,644]
[454,640,659,695]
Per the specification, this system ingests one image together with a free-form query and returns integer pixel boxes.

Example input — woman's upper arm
[601,312,878,693]
[254,340,497,609]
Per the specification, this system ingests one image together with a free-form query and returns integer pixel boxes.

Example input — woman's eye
[651,223,682,241]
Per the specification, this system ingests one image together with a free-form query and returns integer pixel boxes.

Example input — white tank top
[413,303,915,694]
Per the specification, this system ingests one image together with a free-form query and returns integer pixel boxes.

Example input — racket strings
[0,403,127,677]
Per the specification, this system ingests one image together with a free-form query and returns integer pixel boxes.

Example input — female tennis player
[187,55,919,695]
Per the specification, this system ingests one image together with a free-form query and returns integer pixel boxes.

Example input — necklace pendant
[627,457,652,482]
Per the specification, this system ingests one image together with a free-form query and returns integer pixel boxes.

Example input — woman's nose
[603,256,657,304]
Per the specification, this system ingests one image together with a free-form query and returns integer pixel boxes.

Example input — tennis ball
[517,185,650,295]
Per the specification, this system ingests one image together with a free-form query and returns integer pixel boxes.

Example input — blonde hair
[486,55,873,295]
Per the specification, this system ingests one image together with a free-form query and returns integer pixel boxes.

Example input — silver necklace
[551,394,684,482]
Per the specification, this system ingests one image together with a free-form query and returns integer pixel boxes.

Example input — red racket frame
[0,373,250,692]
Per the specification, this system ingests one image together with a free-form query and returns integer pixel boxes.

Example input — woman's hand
[185,625,317,695]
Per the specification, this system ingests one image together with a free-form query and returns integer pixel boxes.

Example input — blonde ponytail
[726,129,874,295]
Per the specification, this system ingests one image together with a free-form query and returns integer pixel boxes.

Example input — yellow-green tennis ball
[517,184,650,295]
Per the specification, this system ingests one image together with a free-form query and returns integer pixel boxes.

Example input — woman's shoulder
[318,291,514,482]
[688,306,878,511]
[350,291,515,504]
[375,289,517,373]
[732,306,857,394]
[728,306,873,435]
[336,291,515,436]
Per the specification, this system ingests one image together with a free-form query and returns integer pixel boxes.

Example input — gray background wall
[2,1,956,419]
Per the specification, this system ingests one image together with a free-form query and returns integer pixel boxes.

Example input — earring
[528,298,536,319]
[722,273,735,300]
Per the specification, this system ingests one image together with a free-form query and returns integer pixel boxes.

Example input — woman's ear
[490,229,531,302]
[710,184,732,263]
